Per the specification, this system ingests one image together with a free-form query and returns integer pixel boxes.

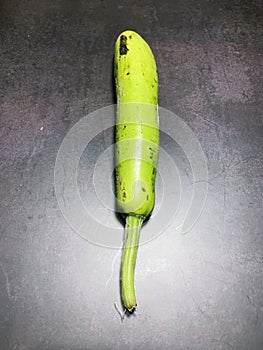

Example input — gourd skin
[115,30,159,219]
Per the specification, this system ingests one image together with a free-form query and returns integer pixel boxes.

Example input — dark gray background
[0,1,262,349]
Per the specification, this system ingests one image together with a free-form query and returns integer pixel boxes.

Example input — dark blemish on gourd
[122,125,126,130]
[120,35,129,55]
[152,168,156,175]
[146,195,149,200]
[122,191,127,199]
[129,35,132,39]
[126,72,130,75]
[141,187,146,192]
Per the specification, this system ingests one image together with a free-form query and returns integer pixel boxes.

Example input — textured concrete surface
[0,1,262,349]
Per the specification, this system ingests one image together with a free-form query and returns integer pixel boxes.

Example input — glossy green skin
[114,30,159,312]
[115,30,159,218]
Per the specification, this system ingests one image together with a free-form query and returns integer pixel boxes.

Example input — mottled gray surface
[0,1,263,349]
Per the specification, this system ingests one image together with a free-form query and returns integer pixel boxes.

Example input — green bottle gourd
[114,30,159,313]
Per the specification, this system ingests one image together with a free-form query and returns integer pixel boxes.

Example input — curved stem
[121,215,144,312]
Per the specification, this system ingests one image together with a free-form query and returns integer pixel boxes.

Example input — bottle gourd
[114,30,159,312]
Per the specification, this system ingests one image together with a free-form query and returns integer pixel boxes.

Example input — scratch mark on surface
[178,264,208,318]
[224,341,238,350]
[152,6,158,22]
[0,235,26,243]
[61,164,67,209]
[0,262,12,300]
[192,111,221,128]
[245,294,259,325]
[191,179,218,191]
[208,155,236,182]
[105,249,121,288]
[222,66,231,91]
[41,326,60,349]
[211,337,238,350]
[209,156,260,182]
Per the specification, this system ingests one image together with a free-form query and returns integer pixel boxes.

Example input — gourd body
[114,30,159,312]
[115,31,159,219]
